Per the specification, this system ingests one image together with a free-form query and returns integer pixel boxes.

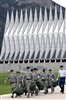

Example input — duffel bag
[36,79,44,90]
[13,86,23,95]
[30,81,36,91]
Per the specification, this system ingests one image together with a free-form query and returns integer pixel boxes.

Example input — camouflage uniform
[41,69,48,94]
[33,68,41,95]
[48,69,55,93]
[23,67,33,98]
[33,68,41,81]
[4,70,17,98]
[16,71,23,88]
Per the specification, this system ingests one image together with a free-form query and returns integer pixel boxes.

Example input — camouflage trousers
[26,80,31,94]
[11,83,17,91]
[43,81,48,92]
[48,81,54,92]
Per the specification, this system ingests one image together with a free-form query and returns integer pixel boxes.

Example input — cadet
[33,68,40,96]
[16,71,23,88]
[33,68,41,80]
[48,69,55,93]
[41,69,48,94]
[23,66,33,98]
[58,65,66,94]
[4,69,17,98]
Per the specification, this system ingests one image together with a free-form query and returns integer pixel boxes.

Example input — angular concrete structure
[0,6,66,63]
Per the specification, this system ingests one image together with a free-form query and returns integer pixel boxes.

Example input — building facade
[0,6,66,72]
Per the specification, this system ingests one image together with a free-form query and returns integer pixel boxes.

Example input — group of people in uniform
[4,65,66,98]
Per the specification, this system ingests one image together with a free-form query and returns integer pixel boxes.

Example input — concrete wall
[0,62,66,72]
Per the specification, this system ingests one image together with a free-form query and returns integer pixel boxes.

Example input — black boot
[11,88,14,98]
[35,90,38,96]
[44,89,48,94]
[27,93,30,98]
[51,89,54,93]
[25,92,27,95]
[31,91,33,96]
[11,95,13,98]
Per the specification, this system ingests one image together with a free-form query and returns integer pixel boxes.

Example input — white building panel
[34,34,40,59]
[3,10,14,60]
[9,11,19,60]
[14,36,20,60]
[56,34,61,59]
[45,34,50,59]
[4,11,10,34]
[28,25,34,59]
[4,36,10,60]
[58,6,63,32]
[9,36,15,60]
[49,21,54,45]
[50,34,55,59]
[61,33,66,58]
[24,35,30,59]
[29,35,35,59]
[19,36,25,59]
[39,34,45,59]
[38,23,43,34]
[0,39,6,60]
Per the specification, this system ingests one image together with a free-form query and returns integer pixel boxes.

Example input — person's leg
[26,81,30,98]
[61,82,64,93]
[61,77,65,94]
[31,91,33,96]
[44,81,48,94]
[50,82,54,93]
[51,86,54,93]
[35,85,39,96]
[11,83,16,98]
[59,78,62,93]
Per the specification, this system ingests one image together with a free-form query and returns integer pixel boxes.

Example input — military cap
[49,69,52,71]
[26,66,30,69]
[10,69,14,72]
[31,68,33,72]
[34,68,37,70]
[16,71,20,73]
[60,65,63,67]
[43,69,45,72]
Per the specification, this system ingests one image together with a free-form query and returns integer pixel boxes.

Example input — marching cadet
[4,69,17,98]
[23,66,33,98]
[58,65,66,94]
[16,71,23,88]
[33,68,41,80]
[33,68,40,96]
[15,71,23,97]
[48,69,55,93]
[41,69,48,94]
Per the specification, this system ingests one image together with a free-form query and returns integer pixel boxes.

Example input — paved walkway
[0,86,66,100]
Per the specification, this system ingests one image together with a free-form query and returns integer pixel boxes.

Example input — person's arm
[23,74,26,83]
[21,75,23,83]
[58,70,60,78]
[65,70,66,78]
[53,73,56,80]
[37,73,41,78]
[16,76,19,85]
[57,70,60,81]
[4,75,10,83]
